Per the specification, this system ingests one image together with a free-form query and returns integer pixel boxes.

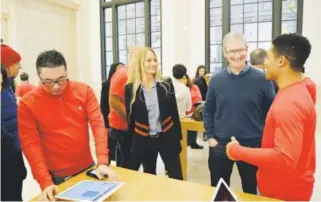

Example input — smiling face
[143,50,158,76]
[224,40,248,70]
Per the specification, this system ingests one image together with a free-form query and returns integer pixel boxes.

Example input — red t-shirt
[108,68,128,130]
[16,82,36,97]
[230,78,316,201]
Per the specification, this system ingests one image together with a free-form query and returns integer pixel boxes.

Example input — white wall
[1,0,78,85]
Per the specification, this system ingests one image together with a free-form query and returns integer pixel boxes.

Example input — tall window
[209,0,223,74]
[205,0,303,74]
[100,0,162,80]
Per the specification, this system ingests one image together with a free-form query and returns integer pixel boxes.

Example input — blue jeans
[51,162,95,185]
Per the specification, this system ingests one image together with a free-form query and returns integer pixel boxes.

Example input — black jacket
[125,78,182,140]
[194,77,208,101]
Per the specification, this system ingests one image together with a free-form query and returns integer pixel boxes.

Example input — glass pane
[119,50,128,64]
[210,45,222,63]
[118,5,126,20]
[106,66,110,78]
[118,20,126,35]
[259,2,272,22]
[231,0,243,5]
[210,26,222,44]
[244,0,257,3]
[231,24,243,33]
[210,0,222,8]
[106,52,113,66]
[118,35,127,50]
[282,20,297,33]
[104,8,112,22]
[105,0,112,2]
[105,23,112,37]
[151,0,161,15]
[126,4,136,19]
[247,42,258,60]
[127,34,135,49]
[231,5,243,24]
[258,22,272,41]
[244,23,258,42]
[152,32,161,47]
[258,42,271,51]
[210,8,222,26]
[105,37,113,52]
[154,48,162,62]
[282,0,297,20]
[210,63,222,74]
[126,19,135,34]
[151,16,161,32]
[244,3,258,23]
[136,2,145,18]
[136,33,145,46]
[136,17,145,33]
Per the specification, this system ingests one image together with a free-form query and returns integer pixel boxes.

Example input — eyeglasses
[40,76,68,88]
[226,48,247,55]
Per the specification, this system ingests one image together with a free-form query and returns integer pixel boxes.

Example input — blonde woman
[125,47,183,180]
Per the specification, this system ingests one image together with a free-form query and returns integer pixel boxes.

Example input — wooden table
[31,167,279,201]
[180,118,205,180]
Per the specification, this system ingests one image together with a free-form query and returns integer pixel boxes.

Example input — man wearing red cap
[1,44,27,201]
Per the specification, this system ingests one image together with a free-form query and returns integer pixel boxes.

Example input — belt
[149,133,160,138]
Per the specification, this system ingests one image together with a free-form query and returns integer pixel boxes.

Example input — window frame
[205,0,303,73]
[100,0,163,80]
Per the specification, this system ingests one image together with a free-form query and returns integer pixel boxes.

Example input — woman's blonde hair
[127,47,169,118]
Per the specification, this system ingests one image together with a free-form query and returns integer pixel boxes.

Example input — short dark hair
[272,33,311,72]
[36,50,67,73]
[20,72,29,81]
[250,48,267,65]
[172,64,187,79]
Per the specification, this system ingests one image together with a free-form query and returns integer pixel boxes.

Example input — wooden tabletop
[31,167,279,201]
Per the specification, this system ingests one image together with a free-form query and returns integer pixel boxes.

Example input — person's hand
[226,136,239,161]
[38,185,59,201]
[207,138,218,147]
[97,164,119,181]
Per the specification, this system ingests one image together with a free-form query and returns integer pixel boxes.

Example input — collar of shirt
[227,65,250,75]
[142,81,157,91]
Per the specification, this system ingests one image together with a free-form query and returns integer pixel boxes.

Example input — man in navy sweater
[203,32,275,194]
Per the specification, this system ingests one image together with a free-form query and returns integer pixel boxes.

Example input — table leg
[180,125,187,180]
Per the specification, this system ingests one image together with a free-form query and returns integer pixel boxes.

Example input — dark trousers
[1,151,27,201]
[187,130,197,145]
[108,128,132,168]
[208,142,259,195]
[130,133,183,180]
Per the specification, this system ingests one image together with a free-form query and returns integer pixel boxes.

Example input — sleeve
[167,78,182,139]
[109,70,127,99]
[186,88,192,113]
[262,81,275,119]
[100,82,109,128]
[124,84,134,136]
[18,101,54,190]
[202,77,216,139]
[15,85,22,97]
[229,103,304,170]
[193,85,202,104]
[86,86,109,165]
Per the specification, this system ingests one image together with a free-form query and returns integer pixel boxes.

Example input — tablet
[211,178,238,201]
[55,180,124,201]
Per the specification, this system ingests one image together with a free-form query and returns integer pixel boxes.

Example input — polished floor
[22,132,321,201]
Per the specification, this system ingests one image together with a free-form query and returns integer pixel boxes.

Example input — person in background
[194,65,208,101]
[203,32,275,194]
[183,73,203,149]
[100,62,125,165]
[172,64,192,118]
[16,72,36,98]
[125,47,183,180]
[18,50,117,201]
[226,33,316,201]
[1,44,27,201]
[250,48,278,93]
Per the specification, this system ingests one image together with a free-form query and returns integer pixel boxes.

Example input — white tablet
[55,180,124,202]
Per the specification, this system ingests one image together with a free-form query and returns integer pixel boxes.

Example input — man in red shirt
[18,50,117,201]
[226,33,316,201]
[16,72,36,98]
